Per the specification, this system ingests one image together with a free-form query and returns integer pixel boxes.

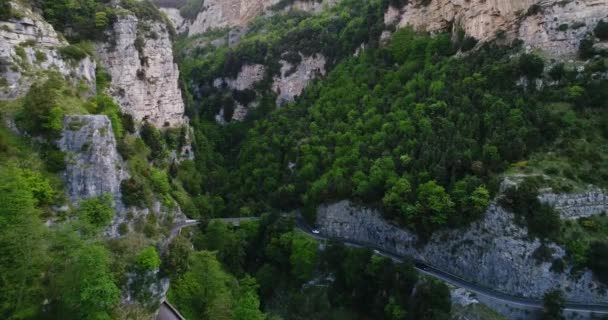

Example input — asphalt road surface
[163,216,608,316]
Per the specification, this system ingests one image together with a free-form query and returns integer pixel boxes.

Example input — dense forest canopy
[1,0,608,318]
[180,27,607,235]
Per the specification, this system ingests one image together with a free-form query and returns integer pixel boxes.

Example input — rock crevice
[97,15,186,127]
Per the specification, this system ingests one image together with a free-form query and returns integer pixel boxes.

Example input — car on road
[312,229,320,234]
[373,249,380,254]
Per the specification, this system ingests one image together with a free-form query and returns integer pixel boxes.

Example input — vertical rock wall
[0,1,96,99]
[58,115,128,204]
[97,15,186,127]
[159,0,337,36]
[316,190,608,304]
[272,53,326,105]
[386,0,608,57]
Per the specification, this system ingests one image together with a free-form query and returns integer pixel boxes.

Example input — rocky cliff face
[212,53,326,122]
[59,115,128,204]
[58,115,130,237]
[160,0,337,36]
[272,53,326,105]
[0,1,96,99]
[316,189,608,304]
[386,0,608,57]
[97,15,186,127]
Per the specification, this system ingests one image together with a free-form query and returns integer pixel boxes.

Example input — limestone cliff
[316,188,608,304]
[58,115,128,206]
[97,15,186,127]
[386,0,608,57]
[0,1,96,99]
[272,53,326,105]
[160,0,337,36]
[212,53,326,122]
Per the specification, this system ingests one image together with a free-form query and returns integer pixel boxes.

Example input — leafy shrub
[121,178,148,208]
[35,50,47,62]
[594,20,608,40]
[500,179,561,241]
[14,46,26,62]
[519,53,544,79]
[95,66,112,92]
[0,0,11,20]
[149,167,171,194]
[37,0,115,41]
[588,241,608,284]
[20,169,55,206]
[548,63,565,81]
[17,75,64,137]
[179,0,204,20]
[122,0,164,22]
[461,36,478,52]
[41,144,67,173]
[579,37,596,59]
[140,122,166,160]
[59,42,93,61]
[121,113,136,134]
[541,289,565,320]
[78,194,115,228]
[136,246,161,271]
[95,95,124,139]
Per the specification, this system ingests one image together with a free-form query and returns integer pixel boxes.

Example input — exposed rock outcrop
[0,1,96,99]
[159,7,188,34]
[160,0,337,36]
[97,15,186,127]
[386,0,608,57]
[212,53,326,122]
[540,188,608,220]
[59,115,130,237]
[215,64,266,91]
[272,53,326,105]
[59,115,128,204]
[316,190,608,304]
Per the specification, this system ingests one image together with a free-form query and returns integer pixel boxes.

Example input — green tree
[78,194,114,229]
[162,235,192,277]
[290,232,319,282]
[136,246,161,271]
[204,221,246,273]
[382,176,413,218]
[0,166,47,319]
[167,251,235,320]
[18,76,64,137]
[0,0,10,20]
[541,289,565,320]
[384,296,406,320]
[409,280,451,320]
[95,11,109,28]
[594,20,608,40]
[413,180,454,231]
[55,244,120,320]
[588,241,608,285]
[519,53,545,79]
[233,276,265,320]
[20,168,55,206]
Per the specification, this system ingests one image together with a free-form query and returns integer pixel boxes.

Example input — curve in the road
[166,217,608,315]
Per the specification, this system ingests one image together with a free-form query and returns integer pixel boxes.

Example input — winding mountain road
[163,216,608,316]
